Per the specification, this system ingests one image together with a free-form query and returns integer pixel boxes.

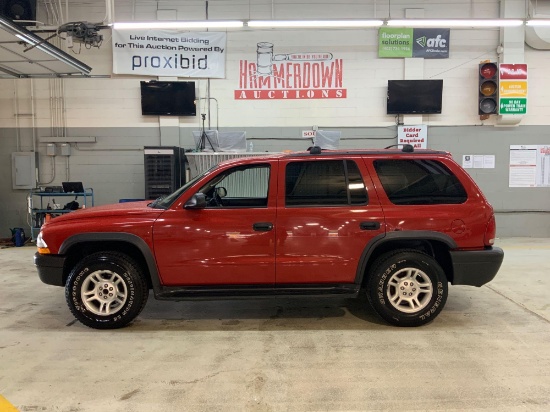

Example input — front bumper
[449,247,504,287]
[34,252,66,286]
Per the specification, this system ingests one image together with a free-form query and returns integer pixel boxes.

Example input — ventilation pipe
[495,0,525,126]
[105,0,115,25]
[525,0,550,49]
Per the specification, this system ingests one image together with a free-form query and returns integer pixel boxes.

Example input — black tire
[366,249,448,327]
[65,252,149,329]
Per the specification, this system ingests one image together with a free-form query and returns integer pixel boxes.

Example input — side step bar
[154,283,361,301]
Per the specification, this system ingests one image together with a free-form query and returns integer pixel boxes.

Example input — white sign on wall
[509,145,550,187]
[462,155,495,169]
[397,125,428,149]
[112,30,227,78]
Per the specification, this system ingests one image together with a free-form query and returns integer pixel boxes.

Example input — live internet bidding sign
[112,29,226,78]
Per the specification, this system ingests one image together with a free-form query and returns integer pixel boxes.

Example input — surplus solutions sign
[112,30,226,78]
[379,28,450,58]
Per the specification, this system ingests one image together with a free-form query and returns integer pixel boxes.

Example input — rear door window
[285,160,368,206]
[373,159,467,205]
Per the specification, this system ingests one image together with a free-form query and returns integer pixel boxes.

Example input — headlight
[36,232,50,254]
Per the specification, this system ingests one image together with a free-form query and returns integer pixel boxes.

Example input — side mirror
[184,193,207,209]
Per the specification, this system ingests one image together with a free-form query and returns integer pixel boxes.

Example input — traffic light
[478,62,499,115]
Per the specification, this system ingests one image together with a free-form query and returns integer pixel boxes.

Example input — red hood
[43,201,164,224]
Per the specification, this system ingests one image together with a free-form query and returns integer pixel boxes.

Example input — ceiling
[0,14,91,78]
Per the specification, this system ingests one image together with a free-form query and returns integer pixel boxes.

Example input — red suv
[35,146,503,329]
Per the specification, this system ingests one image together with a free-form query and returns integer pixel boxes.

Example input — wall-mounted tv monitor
[387,79,443,114]
[140,81,196,116]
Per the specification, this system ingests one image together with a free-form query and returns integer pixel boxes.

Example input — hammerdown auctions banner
[112,29,226,78]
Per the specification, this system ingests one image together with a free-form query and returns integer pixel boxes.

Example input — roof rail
[384,144,414,153]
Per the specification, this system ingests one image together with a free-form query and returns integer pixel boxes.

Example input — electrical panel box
[46,144,56,156]
[12,152,38,190]
[60,143,71,156]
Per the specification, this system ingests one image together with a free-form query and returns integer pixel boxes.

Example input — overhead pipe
[206,1,211,128]
[14,79,20,151]
[105,0,115,25]
[31,78,36,153]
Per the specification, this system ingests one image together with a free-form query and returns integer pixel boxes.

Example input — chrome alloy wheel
[386,268,434,314]
[80,270,128,316]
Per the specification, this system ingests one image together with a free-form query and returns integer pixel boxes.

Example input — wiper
[147,196,167,209]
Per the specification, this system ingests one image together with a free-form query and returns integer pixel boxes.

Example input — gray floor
[0,238,549,411]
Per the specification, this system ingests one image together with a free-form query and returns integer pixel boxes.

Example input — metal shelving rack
[29,188,94,240]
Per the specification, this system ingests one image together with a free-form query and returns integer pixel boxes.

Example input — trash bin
[10,227,26,247]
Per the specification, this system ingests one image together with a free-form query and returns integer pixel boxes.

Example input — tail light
[484,214,496,246]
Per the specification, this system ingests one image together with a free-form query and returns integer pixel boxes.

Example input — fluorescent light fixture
[0,14,91,74]
[387,18,524,27]
[247,19,384,28]
[112,20,243,29]
[526,19,550,26]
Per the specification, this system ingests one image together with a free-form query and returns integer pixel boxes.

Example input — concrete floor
[0,238,549,411]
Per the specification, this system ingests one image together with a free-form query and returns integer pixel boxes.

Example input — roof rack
[309,146,322,154]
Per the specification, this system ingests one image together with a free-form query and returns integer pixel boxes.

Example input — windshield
[149,165,218,209]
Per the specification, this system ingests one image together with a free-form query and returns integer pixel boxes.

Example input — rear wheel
[65,252,148,329]
[366,250,448,327]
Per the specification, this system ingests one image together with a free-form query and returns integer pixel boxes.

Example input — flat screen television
[387,79,443,114]
[140,81,196,116]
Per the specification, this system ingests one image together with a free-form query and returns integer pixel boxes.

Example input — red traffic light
[480,63,497,79]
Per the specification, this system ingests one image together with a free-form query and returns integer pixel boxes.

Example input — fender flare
[59,232,163,292]
[354,231,457,284]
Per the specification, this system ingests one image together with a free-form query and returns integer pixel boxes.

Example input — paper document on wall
[462,154,494,169]
[509,145,537,187]
[536,146,550,187]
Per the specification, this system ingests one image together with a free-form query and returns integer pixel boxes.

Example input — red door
[153,161,278,286]
[275,157,385,284]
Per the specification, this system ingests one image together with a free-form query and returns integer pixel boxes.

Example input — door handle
[253,222,273,231]
[360,221,381,230]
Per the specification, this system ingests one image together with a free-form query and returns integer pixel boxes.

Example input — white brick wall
[1,0,548,128]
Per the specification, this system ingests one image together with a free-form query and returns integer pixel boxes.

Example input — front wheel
[366,250,448,327]
[65,252,149,329]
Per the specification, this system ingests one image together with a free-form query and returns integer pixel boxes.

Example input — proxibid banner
[112,29,226,78]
